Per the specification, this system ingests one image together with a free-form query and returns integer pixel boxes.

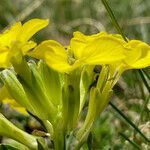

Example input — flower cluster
[0,19,149,150]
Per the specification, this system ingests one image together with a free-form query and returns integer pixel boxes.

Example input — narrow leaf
[119,132,141,150]
[101,0,128,41]
[138,70,150,92]
[109,102,150,143]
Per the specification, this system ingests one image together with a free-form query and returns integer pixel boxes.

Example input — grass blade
[138,70,150,92]
[119,132,141,150]
[139,95,150,122]
[142,69,150,80]
[101,0,128,42]
[109,101,150,143]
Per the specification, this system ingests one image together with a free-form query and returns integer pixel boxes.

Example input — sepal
[0,69,34,114]
[0,113,37,150]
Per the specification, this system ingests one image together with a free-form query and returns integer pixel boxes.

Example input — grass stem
[109,101,150,143]
[119,132,141,150]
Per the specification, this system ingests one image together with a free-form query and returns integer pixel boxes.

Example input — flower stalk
[62,70,81,132]
[0,113,37,150]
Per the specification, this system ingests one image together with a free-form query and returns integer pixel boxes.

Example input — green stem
[109,102,150,143]
[139,95,150,122]
[10,48,31,85]
[142,69,150,80]
[119,132,141,150]
[53,118,65,150]
[101,0,128,42]
[53,131,65,150]
[138,69,150,92]
[62,70,81,131]
[0,113,37,150]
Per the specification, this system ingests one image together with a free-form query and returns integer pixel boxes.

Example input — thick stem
[62,70,81,132]
[53,119,65,150]
[0,113,37,150]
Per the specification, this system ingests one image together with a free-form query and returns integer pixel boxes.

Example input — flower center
[67,48,76,65]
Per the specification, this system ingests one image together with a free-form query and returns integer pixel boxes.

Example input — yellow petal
[0,22,22,47]
[0,51,9,68]
[30,40,72,72]
[81,36,126,64]
[71,31,107,58]
[31,40,84,72]
[0,86,12,100]
[22,40,37,54]
[20,19,49,42]
[0,19,49,68]
[123,40,142,66]
[45,53,72,72]
[108,40,149,76]
[14,107,28,114]
[29,40,67,58]
[73,31,107,41]
[130,53,150,68]
[3,98,27,115]
[109,40,150,73]
[126,40,150,68]
[45,53,83,72]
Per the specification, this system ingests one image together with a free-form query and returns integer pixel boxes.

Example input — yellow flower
[3,98,27,115]
[0,18,49,68]
[109,39,150,76]
[124,40,150,69]
[30,31,127,72]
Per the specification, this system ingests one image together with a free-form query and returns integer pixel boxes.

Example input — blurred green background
[0,0,149,149]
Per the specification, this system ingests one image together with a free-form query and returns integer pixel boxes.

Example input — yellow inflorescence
[30,31,150,72]
[0,19,49,68]
[0,19,150,115]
